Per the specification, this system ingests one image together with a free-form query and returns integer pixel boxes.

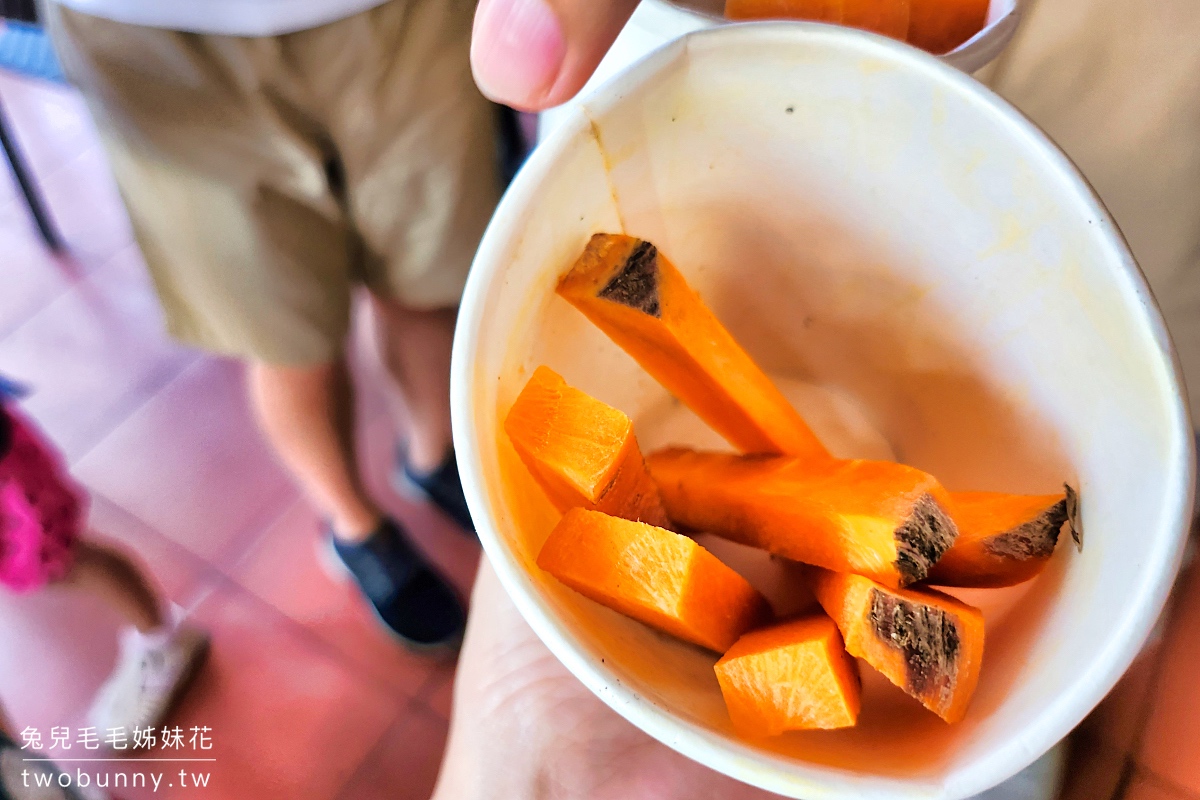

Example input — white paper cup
[451,23,1195,800]
[540,0,1022,138]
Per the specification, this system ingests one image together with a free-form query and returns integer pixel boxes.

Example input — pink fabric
[0,407,82,593]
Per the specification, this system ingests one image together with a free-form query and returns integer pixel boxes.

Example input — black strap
[0,1,38,23]
[0,405,13,461]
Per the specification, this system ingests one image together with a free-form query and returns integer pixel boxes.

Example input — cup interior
[452,24,1194,799]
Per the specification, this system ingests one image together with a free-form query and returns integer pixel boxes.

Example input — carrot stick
[557,234,830,460]
[647,448,959,588]
[928,488,1073,588]
[505,366,670,528]
[725,0,911,40]
[537,508,771,652]
[812,569,984,723]
[716,613,861,735]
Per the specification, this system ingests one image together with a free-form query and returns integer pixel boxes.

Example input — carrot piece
[556,234,830,460]
[504,366,670,528]
[841,0,911,39]
[726,0,843,23]
[907,0,988,54]
[812,569,984,723]
[715,614,861,735]
[647,448,958,588]
[928,489,1073,588]
[537,508,771,652]
[725,0,911,40]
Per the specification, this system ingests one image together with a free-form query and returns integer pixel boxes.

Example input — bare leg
[57,541,164,632]
[65,543,209,735]
[371,299,456,474]
[248,359,380,541]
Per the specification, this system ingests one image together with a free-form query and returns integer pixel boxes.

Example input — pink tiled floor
[3,65,1200,800]
[0,69,476,798]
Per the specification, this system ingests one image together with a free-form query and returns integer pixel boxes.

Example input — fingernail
[472,0,566,109]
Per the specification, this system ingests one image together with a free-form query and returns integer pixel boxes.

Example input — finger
[471,0,640,111]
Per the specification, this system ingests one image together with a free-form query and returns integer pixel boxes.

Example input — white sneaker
[86,624,209,739]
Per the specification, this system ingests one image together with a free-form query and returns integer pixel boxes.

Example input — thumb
[471,0,640,111]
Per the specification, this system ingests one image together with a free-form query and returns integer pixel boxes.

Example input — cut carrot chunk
[556,234,829,459]
[907,0,987,54]
[716,614,861,735]
[812,570,984,723]
[647,448,958,588]
[504,366,670,528]
[928,488,1073,588]
[537,508,770,652]
[726,0,911,41]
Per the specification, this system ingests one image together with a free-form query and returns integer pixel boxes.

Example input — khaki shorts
[45,0,501,364]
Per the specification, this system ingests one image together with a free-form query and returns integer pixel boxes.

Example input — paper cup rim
[451,23,1195,799]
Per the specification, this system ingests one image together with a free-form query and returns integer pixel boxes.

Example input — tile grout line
[87,488,228,597]
[204,561,435,709]
[209,477,304,574]
[0,77,103,228]
[55,352,201,465]
[330,713,401,800]
[88,472,302,598]
[332,696,449,800]
[0,139,107,256]
[0,255,81,342]
[63,357,200,469]
[62,350,208,470]
[0,91,106,187]
[0,239,140,345]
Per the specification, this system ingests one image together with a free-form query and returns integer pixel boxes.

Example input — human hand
[470,0,640,111]
[431,560,784,800]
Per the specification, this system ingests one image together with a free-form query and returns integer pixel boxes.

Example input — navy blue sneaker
[330,518,464,651]
[395,447,475,536]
